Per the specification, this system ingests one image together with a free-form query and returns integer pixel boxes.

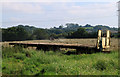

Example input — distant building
[118,1,120,27]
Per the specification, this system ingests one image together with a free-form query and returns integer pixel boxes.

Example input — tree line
[1,24,119,41]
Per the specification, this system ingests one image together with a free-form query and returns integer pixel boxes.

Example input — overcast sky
[1,1,119,28]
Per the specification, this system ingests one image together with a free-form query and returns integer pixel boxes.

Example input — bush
[94,60,107,71]
[13,53,26,60]
[2,46,24,58]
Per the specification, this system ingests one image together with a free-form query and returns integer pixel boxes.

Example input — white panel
[118,1,120,27]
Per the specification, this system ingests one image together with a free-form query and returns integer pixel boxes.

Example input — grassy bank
[2,46,118,75]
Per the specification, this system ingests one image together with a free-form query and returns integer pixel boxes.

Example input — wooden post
[102,37,106,51]
[97,30,102,49]
[106,30,110,48]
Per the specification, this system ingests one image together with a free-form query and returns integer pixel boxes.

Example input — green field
[2,46,118,75]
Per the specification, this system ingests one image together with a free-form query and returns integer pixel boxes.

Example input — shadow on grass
[63,50,111,55]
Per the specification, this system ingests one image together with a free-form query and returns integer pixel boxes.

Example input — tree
[84,24,92,27]
[33,29,49,40]
[66,23,79,28]
[67,27,88,38]
[59,25,63,29]
[2,27,28,41]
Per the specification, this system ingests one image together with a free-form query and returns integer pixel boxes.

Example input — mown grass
[2,46,119,75]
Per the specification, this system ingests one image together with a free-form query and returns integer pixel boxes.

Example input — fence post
[106,30,110,48]
[102,37,106,51]
[97,30,102,49]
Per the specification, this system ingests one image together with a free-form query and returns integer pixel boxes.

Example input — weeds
[2,46,119,75]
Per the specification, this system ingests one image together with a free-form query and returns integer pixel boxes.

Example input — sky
[1,0,119,28]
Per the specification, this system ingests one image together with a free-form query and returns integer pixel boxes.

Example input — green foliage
[71,27,88,38]
[2,46,119,75]
[32,28,49,40]
[2,27,29,41]
[94,60,107,71]
[2,46,24,58]
[17,25,36,34]
[2,24,118,41]
[67,27,97,38]
[13,53,26,60]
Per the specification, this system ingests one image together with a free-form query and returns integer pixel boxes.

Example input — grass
[2,46,119,75]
